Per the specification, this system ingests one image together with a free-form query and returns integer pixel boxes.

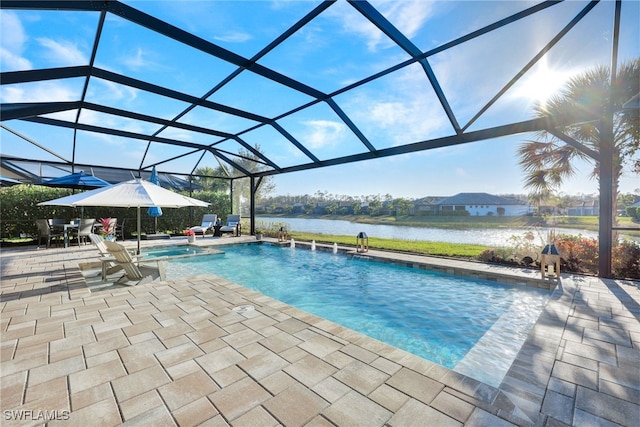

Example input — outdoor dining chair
[71,219,95,246]
[35,219,63,248]
[108,218,118,238]
[115,219,125,241]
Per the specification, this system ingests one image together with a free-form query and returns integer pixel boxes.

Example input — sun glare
[516,61,574,106]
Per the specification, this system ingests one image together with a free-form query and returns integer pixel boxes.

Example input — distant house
[436,192,531,216]
[567,200,599,216]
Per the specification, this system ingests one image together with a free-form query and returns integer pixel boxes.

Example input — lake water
[256,216,605,247]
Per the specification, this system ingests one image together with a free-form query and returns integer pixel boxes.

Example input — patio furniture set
[189,214,241,238]
[35,218,124,249]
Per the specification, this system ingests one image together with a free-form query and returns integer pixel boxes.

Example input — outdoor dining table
[50,222,77,248]
[51,220,105,248]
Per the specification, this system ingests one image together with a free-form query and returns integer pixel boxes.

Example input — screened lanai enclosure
[1,0,638,277]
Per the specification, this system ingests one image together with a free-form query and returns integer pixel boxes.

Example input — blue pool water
[143,246,208,258]
[166,244,550,385]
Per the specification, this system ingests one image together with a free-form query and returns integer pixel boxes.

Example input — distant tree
[394,198,413,216]
[193,167,228,192]
[304,203,315,215]
[215,145,276,213]
[325,202,339,215]
[352,201,362,215]
[368,198,382,216]
[618,192,636,208]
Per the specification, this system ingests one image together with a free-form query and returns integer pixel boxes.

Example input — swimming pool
[166,244,550,387]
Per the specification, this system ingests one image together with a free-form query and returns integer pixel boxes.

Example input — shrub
[554,234,599,274]
[449,210,471,216]
[477,248,520,266]
[477,231,639,279]
[255,220,290,238]
[613,240,640,279]
[0,185,231,239]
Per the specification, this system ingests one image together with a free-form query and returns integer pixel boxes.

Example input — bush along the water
[478,232,640,280]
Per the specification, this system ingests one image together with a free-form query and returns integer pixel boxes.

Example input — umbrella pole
[137,207,141,255]
[154,217,158,234]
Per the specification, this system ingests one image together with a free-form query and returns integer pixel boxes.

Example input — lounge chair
[89,233,137,256]
[103,240,166,286]
[88,233,125,279]
[36,219,63,248]
[219,214,241,236]
[189,214,217,238]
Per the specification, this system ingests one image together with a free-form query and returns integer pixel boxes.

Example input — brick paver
[1,240,638,426]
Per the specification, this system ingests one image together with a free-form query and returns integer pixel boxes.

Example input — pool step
[454,299,541,388]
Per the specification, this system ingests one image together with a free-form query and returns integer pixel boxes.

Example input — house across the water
[435,192,532,216]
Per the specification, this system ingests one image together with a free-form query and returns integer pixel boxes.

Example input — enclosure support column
[229,179,234,213]
[598,120,614,279]
[250,176,256,235]
[598,0,620,279]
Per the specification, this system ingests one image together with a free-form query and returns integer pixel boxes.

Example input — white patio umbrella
[38,178,209,254]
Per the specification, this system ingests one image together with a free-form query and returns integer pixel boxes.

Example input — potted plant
[255,229,263,240]
[98,217,116,241]
[184,229,196,243]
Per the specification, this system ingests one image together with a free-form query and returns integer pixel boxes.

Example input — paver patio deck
[1,238,638,426]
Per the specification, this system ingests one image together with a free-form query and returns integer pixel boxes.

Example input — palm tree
[518,59,639,220]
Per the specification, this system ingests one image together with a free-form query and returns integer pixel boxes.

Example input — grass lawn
[288,232,489,258]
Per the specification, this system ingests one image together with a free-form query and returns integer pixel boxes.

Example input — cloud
[1,80,80,122]
[455,167,467,177]
[342,64,450,146]
[302,120,346,149]
[1,11,27,52]
[333,1,435,52]
[157,127,196,143]
[36,37,87,66]
[78,109,153,137]
[373,1,435,39]
[120,47,169,72]
[0,11,32,70]
[0,81,78,104]
[213,31,252,43]
[0,47,32,71]
[86,78,138,104]
[121,47,150,70]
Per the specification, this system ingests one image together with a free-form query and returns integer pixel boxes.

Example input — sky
[1,0,639,199]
